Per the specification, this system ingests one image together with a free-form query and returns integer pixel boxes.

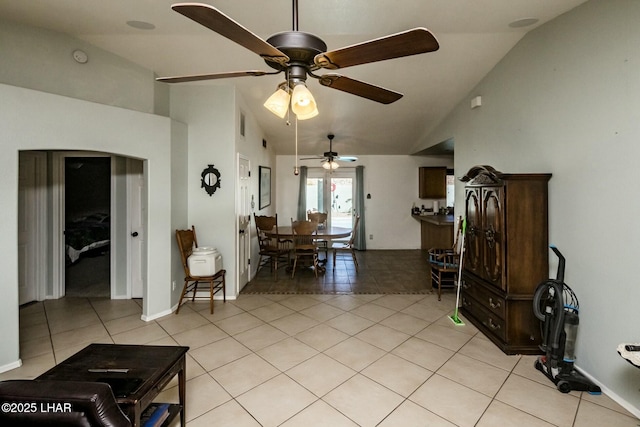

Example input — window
[446,170,455,208]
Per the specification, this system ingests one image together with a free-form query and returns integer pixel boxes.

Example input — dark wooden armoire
[460,165,551,354]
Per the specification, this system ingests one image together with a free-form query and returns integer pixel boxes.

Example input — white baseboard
[141,307,173,321]
[141,294,237,321]
[576,365,640,419]
[0,359,22,374]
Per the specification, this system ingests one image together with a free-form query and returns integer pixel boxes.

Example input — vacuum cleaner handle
[550,245,565,283]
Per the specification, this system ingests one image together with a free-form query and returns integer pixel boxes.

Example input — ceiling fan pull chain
[293,116,300,175]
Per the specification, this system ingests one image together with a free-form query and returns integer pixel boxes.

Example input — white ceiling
[0,0,587,157]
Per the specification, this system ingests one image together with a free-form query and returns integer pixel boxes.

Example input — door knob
[131,232,139,237]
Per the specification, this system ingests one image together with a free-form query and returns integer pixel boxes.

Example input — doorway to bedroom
[54,153,146,300]
[17,150,146,303]
[64,157,111,297]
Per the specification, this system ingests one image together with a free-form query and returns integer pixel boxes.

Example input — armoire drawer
[461,294,507,342]
[461,275,506,319]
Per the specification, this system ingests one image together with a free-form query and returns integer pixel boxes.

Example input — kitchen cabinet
[419,167,446,199]
[460,165,551,355]
[412,214,454,249]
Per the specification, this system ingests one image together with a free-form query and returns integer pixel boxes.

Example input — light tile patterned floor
[4,250,639,426]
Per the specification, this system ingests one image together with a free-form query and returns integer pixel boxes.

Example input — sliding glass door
[306,169,355,228]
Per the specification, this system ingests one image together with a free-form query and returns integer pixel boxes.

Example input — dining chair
[254,213,291,281]
[428,216,463,300]
[331,215,360,272]
[175,226,226,314]
[307,211,329,261]
[291,219,321,278]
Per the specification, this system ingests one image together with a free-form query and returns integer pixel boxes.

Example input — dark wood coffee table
[37,344,189,427]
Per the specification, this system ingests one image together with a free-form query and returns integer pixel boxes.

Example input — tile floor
[241,249,432,295]
[4,250,639,426]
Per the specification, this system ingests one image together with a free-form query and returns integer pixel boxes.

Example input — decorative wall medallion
[201,164,221,196]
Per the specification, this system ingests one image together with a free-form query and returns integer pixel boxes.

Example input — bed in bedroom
[65,212,110,264]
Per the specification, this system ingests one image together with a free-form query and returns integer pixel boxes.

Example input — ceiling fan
[157,1,439,118]
[301,134,356,170]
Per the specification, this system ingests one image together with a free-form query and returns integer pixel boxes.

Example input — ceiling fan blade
[156,70,276,83]
[319,74,402,104]
[172,3,289,65]
[299,156,325,160]
[336,156,358,162]
[314,28,438,70]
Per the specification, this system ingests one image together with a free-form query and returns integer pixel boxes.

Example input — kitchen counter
[412,214,455,226]
[412,214,455,249]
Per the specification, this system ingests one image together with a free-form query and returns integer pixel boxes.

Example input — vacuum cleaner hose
[533,280,557,321]
[533,280,566,361]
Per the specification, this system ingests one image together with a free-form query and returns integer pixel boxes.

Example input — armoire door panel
[464,188,482,277]
[481,187,505,290]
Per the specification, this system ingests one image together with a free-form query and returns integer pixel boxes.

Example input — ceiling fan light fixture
[323,160,339,170]
[263,86,291,118]
[291,83,318,120]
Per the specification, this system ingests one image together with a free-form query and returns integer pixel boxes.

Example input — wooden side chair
[428,248,459,301]
[175,226,226,314]
[291,219,320,278]
[332,215,360,272]
[307,211,329,261]
[254,213,290,280]
[428,216,463,301]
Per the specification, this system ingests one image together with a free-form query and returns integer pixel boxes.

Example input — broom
[449,217,466,325]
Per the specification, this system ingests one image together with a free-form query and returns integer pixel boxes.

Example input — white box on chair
[188,247,222,276]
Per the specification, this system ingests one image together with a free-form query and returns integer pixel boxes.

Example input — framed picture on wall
[259,166,271,209]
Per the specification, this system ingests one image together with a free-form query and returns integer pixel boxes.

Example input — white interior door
[237,156,250,292]
[127,159,145,298]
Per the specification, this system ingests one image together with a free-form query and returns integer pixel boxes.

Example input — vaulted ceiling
[0,0,588,156]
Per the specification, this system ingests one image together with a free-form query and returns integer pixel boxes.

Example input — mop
[449,217,466,325]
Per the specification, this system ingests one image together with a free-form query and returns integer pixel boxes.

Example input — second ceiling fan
[301,134,357,170]
[157,1,439,118]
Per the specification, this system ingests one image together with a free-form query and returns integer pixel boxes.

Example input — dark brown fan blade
[156,70,276,83]
[172,3,289,65]
[314,28,438,70]
[319,74,402,104]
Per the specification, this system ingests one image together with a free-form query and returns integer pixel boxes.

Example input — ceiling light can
[508,18,539,28]
[126,20,156,30]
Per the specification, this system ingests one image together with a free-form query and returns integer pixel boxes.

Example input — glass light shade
[322,160,339,170]
[291,84,318,120]
[295,108,319,120]
[263,88,291,118]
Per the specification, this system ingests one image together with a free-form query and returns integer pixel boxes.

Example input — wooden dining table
[265,225,352,268]
[265,225,352,240]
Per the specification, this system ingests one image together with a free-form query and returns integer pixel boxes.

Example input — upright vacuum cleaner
[532,246,601,394]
